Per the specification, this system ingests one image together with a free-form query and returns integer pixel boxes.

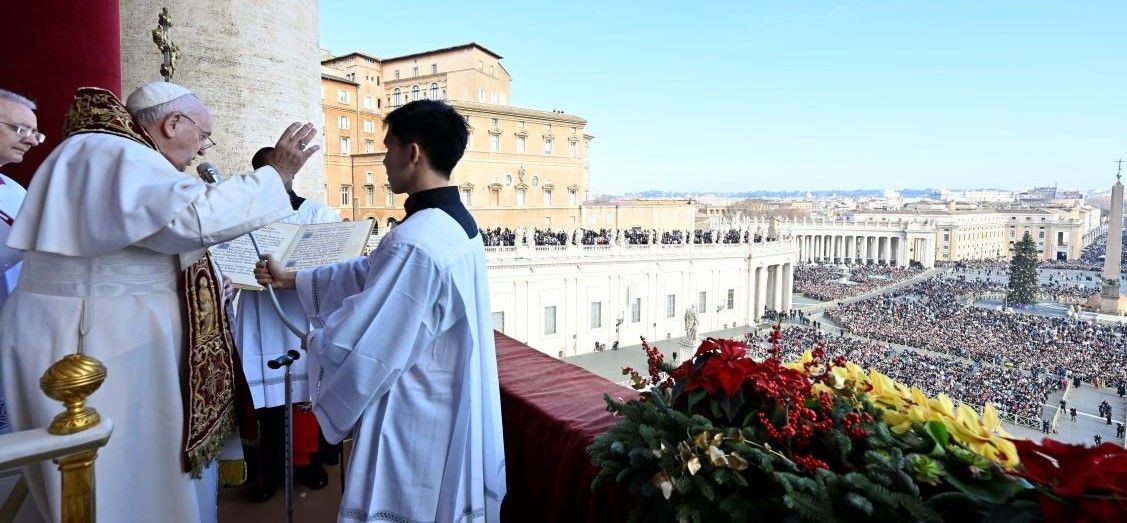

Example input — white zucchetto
[125,81,195,112]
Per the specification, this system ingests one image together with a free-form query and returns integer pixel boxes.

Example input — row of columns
[748,262,793,322]
[794,234,935,267]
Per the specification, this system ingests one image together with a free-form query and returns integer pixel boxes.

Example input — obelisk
[1100,169,1126,314]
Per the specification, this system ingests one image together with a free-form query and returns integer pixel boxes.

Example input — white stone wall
[485,242,797,357]
[119,0,325,203]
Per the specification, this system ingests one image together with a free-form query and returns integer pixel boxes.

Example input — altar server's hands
[267,122,320,180]
[255,254,297,290]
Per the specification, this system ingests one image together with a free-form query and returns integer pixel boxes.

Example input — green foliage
[1006,231,1039,305]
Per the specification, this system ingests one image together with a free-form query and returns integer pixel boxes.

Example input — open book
[210,220,375,291]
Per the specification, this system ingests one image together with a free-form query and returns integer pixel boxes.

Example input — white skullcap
[125,81,195,112]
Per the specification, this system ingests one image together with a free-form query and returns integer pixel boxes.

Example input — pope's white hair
[131,95,204,129]
[0,89,36,111]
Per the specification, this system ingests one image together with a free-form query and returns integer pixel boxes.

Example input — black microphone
[267,349,302,369]
[196,162,223,184]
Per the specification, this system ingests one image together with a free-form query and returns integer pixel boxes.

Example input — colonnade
[793,234,935,268]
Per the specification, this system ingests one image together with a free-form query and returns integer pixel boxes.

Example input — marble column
[755,266,767,320]
[781,263,793,311]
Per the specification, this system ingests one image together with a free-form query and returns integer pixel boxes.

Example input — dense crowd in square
[793,264,924,302]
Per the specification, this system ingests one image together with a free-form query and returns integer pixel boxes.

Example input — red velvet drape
[0,0,120,185]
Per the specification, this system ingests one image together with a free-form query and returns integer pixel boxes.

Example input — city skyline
[320,1,1126,195]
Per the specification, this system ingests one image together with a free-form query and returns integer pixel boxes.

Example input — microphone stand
[267,350,302,523]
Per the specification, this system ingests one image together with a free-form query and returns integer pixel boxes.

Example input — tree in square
[1006,231,1039,305]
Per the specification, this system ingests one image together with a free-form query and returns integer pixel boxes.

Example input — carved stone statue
[683,305,699,345]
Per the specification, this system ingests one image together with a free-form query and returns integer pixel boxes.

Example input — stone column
[756,266,768,318]
[781,263,793,312]
[120,0,325,202]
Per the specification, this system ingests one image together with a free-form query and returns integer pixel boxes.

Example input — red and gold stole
[63,87,254,477]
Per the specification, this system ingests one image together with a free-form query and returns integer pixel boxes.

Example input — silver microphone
[196,162,223,184]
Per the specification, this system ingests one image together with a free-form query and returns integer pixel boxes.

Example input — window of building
[516,188,526,207]
[569,141,577,158]
[392,88,401,106]
[568,190,577,206]
[631,298,641,323]
[544,216,551,226]
[544,306,556,335]
[362,120,373,133]
[546,124,552,133]
[365,185,374,205]
[411,85,420,101]
[517,120,524,129]
[363,96,373,110]
[698,291,707,314]
[365,171,374,184]
[338,115,350,129]
[590,301,602,329]
[339,137,351,154]
[394,70,400,80]
[516,136,526,153]
[491,118,499,127]
[431,63,438,75]
[364,140,374,153]
[571,127,577,134]
[727,289,735,309]
[412,65,418,77]
[430,83,439,100]
[504,174,513,186]
[460,187,471,207]
[489,134,499,152]
[337,90,348,103]
[666,294,676,318]
[385,188,394,207]
[1039,231,1045,239]
[340,184,351,205]
[543,138,553,155]
[543,188,552,206]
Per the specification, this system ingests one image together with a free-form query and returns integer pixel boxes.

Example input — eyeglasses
[0,121,45,145]
[177,113,217,151]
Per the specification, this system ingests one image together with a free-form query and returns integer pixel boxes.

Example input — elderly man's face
[153,100,214,172]
[0,99,39,168]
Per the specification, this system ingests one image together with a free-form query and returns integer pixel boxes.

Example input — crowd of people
[478,227,769,247]
[829,278,1127,386]
[745,326,1061,420]
[793,264,924,302]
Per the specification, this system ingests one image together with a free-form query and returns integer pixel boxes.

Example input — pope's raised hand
[267,122,320,180]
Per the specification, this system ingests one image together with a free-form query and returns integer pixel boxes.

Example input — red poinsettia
[1014,438,1127,522]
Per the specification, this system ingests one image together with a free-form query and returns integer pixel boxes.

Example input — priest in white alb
[0,87,42,436]
[256,99,506,522]
[0,82,319,523]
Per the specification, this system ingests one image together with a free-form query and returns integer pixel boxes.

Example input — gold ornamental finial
[152,7,181,82]
[40,354,107,435]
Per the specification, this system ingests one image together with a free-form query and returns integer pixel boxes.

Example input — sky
[320,1,1127,194]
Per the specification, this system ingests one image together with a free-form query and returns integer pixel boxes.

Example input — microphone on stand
[196,162,223,184]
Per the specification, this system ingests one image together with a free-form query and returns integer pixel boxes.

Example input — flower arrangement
[587,326,1127,522]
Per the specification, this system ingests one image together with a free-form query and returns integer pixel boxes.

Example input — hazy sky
[320,1,1126,194]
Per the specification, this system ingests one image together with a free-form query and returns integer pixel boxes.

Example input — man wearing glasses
[0,81,319,523]
[0,88,42,439]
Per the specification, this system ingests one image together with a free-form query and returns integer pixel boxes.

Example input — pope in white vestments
[0,83,320,523]
[257,100,506,522]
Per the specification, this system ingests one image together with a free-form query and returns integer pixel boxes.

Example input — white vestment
[234,198,339,408]
[295,206,506,522]
[0,133,291,523]
[0,172,26,435]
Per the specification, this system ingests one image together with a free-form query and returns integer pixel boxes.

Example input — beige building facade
[318,43,594,231]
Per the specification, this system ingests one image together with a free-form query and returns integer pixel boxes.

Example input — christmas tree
[1006,231,1039,305]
